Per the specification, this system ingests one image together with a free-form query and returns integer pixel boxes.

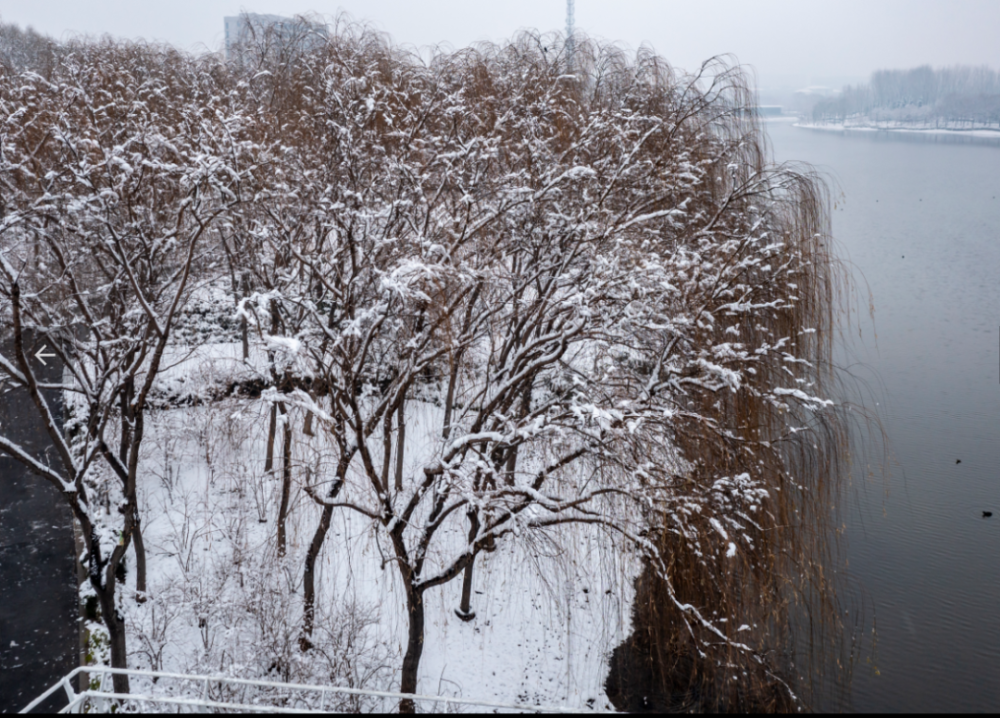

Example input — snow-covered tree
[0,22,843,709]
[236,31,838,710]
[0,42,256,693]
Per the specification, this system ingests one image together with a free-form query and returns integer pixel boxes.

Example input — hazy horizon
[1,1,999,93]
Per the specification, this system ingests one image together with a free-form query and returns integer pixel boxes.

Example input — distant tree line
[0,20,62,74]
[813,64,1000,129]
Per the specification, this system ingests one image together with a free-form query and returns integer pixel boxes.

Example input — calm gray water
[766,121,1000,712]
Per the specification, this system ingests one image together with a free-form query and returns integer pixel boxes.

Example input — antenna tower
[566,0,575,70]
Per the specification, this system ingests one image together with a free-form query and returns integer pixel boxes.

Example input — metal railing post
[60,673,78,713]
[98,668,110,713]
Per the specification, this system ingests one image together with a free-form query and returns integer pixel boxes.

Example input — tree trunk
[394,400,406,492]
[241,318,250,362]
[300,448,348,651]
[94,573,130,694]
[442,361,459,440]
[132,519,147,601]
[300,504,333,649]
[264,403,277,474]
[503,382,530,487]
[277,404,292,557]
[456,559,476,622]
[119,375,147,601]
[123,407,147,603]
[106,607,130,695]
[456,511,480,621]
[240,272,250,361]
[381,408,393,493]
[504,444,519,487]
[399,587,425,713]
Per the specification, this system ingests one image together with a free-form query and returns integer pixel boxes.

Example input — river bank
[796,121,1000,143]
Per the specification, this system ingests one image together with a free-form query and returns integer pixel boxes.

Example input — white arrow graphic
[34,345,56,366]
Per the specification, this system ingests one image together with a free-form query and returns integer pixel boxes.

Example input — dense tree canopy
[0,15,844,710]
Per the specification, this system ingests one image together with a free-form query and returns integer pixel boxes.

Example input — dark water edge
[0,334,78,713]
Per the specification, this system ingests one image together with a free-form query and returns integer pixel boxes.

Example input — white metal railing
[20,666,594,714]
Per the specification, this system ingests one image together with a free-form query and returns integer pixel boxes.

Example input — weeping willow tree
[544,43,853,714]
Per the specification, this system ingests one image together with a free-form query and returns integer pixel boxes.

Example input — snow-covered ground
[796,120,1000,138]
[98,344,636,712]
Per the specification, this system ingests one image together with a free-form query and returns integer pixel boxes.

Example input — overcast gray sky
[2,1,999,89]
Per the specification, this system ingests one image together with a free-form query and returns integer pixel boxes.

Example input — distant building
[224,13,328,62]
[754,105,784,117]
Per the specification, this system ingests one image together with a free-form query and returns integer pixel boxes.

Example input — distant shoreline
[794,121,1000,139]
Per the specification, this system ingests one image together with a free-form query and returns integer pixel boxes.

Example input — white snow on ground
[108,343,635,712]
[795,121,1000,138]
